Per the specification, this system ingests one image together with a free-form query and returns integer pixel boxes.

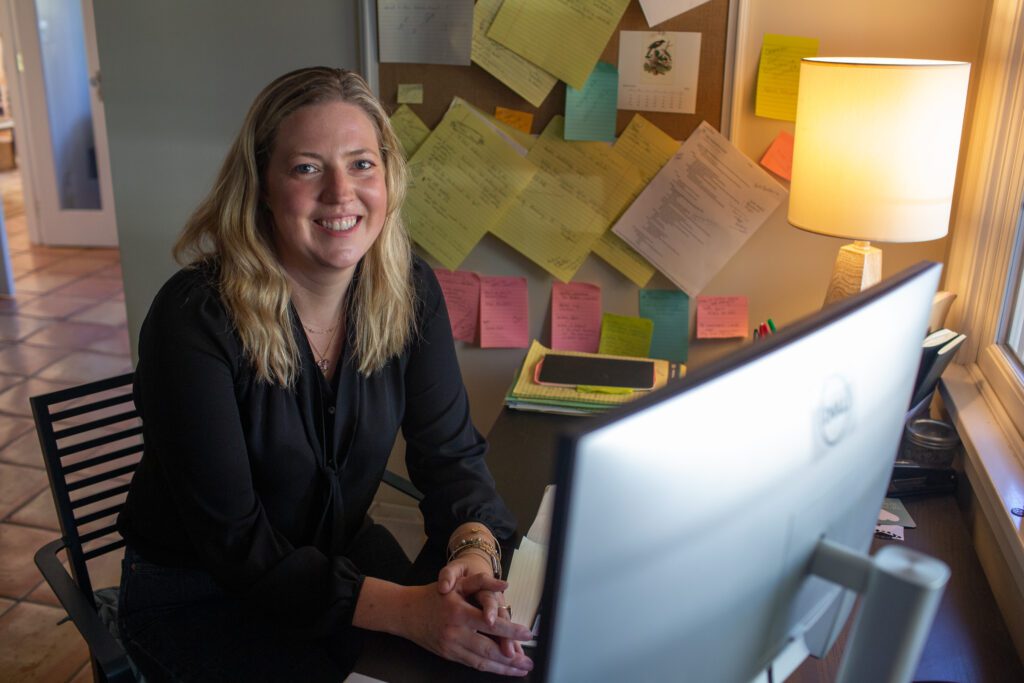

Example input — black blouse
[118,256,515,635]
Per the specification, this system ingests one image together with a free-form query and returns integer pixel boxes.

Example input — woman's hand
[438,551,526,659]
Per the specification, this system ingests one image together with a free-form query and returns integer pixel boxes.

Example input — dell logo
[819,376,854,445]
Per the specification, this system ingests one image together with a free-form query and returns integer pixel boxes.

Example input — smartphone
[535,354,656,390]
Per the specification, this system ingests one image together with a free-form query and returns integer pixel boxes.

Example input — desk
[355,409,1023,682]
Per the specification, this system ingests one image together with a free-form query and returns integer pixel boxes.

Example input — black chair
[31,372,424,683]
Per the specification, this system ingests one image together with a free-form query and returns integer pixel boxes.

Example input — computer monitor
[537,262,949,682]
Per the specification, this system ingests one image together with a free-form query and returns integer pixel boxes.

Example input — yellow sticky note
[591,233,656,287]
[405,99,538,270]
[494,106,534,134]
[598,313,654,357]
[397,83,424,104]
[487,0,631,90]
[755,34,819,122]
[472,0,558,108]
[613,114,680,183]
[389,104,431,158]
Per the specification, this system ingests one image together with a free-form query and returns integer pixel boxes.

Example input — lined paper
[598,313,654,357]
[378,0,474,65]
[505,535,547,629]
[755,34,820,122]
[565,61,619,142]
[551,282,602,353]
[696,295,749,339]
[389,104,431,158]
[480,275,530,348]
[471,0,558,108]
[434,268,480,343]
[640,289,689,362]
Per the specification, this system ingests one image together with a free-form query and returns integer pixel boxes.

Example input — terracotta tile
[0,414,33,449]
[93,262,123,280]
[0,429,44,468]
[0,596,12,617]
[53,277,122,301]
[0,344,70,376]
[0,377,75,417]
[0,462,48,519]
[14,295,96,320]
[85,328,132,357]
[39,256,110,277]
[68,302,127,327]
[36,352,133,386]
[20,321,118,351]
[0,293,39,315]
[0,601,89,682]
[68,662,93,683]
[0,523,59,599]
[12,272,82,295]
[0,315,51,342]
[9,251,63,277]
[7,488,59,531]
[6,232,30,250]
[0,373,21,394]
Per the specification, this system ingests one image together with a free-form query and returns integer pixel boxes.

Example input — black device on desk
[889,462,958,497]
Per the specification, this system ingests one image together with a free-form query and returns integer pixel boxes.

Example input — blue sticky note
[565,62,619,142]
[640,289,689,363]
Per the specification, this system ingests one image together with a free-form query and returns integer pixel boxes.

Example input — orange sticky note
[760,131,794,180]
[551,282,602,353]
[434,268,480,343]
[480,275,530,348]
[696,295,749,339]
[494,106,534,134]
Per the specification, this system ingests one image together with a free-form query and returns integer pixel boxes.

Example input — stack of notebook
[910,327,966,410]
[504,340,685,416]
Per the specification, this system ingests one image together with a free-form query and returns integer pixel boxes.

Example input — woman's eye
[293,163,318,175]
[353,159,374,171]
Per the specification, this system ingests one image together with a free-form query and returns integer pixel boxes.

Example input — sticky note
[390,104,431,158]
[696,295,749,339]
[598,313,654,357]
[551,282,602,353]
[397,83,424,104]
[755,34,819,122]
[565,61,619,142]
[639,289,689,362]
[378,1,474,66]
[760,130,794,180]
[494,106,534,134]
[480,275,530,348]
[434,269,480,343]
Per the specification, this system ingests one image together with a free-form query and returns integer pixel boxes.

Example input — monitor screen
[537,262,941,682]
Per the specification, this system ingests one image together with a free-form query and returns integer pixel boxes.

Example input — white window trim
[942,0,1024,599]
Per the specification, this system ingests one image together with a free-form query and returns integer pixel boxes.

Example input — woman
[117,66,534,680]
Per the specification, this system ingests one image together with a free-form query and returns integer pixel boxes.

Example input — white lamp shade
[788,58,970,243]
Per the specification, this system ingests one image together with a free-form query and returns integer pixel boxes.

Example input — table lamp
[788,58,970,305]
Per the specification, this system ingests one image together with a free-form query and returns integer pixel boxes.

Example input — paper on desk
[599,313,654,357]
[565,61,619,142]
[640,289,689,363]
[760,130,794,180]
[696,295,748,339]
[880,497,917,528]
[434,269,480,343]
[755,34,820,122]
[551,282,602,353]
[639,0,710,27]
[505,535,547,630]
[487,0,631,90]
[874,524,905,541]
[377,0,474,65]
[527,484,556,545]
[343,674,388,683]
[471,0,558,108]
[495,107,534,134]
[611,121,787,296]
[480,275,530,348]
[405,99,537,269]
[618,31,701,114]
[389,105,430,159]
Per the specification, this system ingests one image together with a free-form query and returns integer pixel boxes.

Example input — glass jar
[899,418,960,467]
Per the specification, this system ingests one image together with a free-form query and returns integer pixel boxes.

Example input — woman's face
[264,100,388,285]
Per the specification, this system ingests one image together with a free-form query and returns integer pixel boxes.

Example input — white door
[7,0,116,246]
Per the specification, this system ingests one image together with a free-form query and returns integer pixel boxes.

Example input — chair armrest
[381,470,424,502]
[34,539,135,683]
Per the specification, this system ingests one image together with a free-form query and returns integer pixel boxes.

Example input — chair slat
[57,426,143,458]
[63,444,142,476]
[78,523,119,545]
[69,482,131,509]
[82,538,126,562]
[74,503,125,528]
[53,410,139,441]
[50,391,135,423]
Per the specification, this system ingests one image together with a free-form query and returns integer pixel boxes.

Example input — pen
[577,385,633,395]
[753,328,760,340]
[759,322,770,337]
[767,318,777,333]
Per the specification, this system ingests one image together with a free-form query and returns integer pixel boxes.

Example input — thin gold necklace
[306,322,340,374]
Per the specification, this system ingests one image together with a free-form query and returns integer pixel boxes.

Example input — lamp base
[824,241,883,305]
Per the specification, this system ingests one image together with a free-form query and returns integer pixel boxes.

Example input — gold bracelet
[447,537,502,579]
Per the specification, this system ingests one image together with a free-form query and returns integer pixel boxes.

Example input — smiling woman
[115,67,534,681]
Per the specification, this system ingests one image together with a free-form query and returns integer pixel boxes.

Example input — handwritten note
[434,268,480,343]
[551,282,602,353]
[480,275,530,348]
[565,61,618,142]
[495,106,534,134]
[405,99,538,269]
[612,122,787,296]
[755,34,820,122]
[396,83,424,104]
[471,0,558,108]
[377,0,474,65]
[696,295,748,339]
[618,31,701,114]
[639,0,711,27]
[640,289,689,362]
[760,130,794,180]
[389,104,431,158]
[598,313,654,357]
[487,0,631,90]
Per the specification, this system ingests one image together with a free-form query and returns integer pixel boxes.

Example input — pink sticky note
[551,282,602,353]
[480,276,530,349]
[696,296,749,339]
[760,130,794,180]
[434,268,480,343]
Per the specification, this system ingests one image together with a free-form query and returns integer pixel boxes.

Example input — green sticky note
[640,289,689,363]
[565,61,618,142]
[598,313,653,358]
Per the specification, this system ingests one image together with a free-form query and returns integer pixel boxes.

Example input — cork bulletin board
[376,0,732,141]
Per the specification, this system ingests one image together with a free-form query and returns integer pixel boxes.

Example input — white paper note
[612,122,787,296]
[505,535,547,630]
[639,0,711,27]
[618,31,701,114]
[377,0,474,65]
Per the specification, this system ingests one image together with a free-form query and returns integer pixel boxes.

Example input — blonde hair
[175,67,415,385]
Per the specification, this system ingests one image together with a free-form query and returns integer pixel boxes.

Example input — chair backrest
[30,373,142,603]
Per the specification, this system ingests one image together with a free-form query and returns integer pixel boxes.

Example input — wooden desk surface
[356,409,1023,682]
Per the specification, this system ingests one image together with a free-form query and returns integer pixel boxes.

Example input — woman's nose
[322,168,355,203]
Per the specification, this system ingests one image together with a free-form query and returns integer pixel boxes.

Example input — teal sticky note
[640,289,689,363]
[565,61,618,142]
